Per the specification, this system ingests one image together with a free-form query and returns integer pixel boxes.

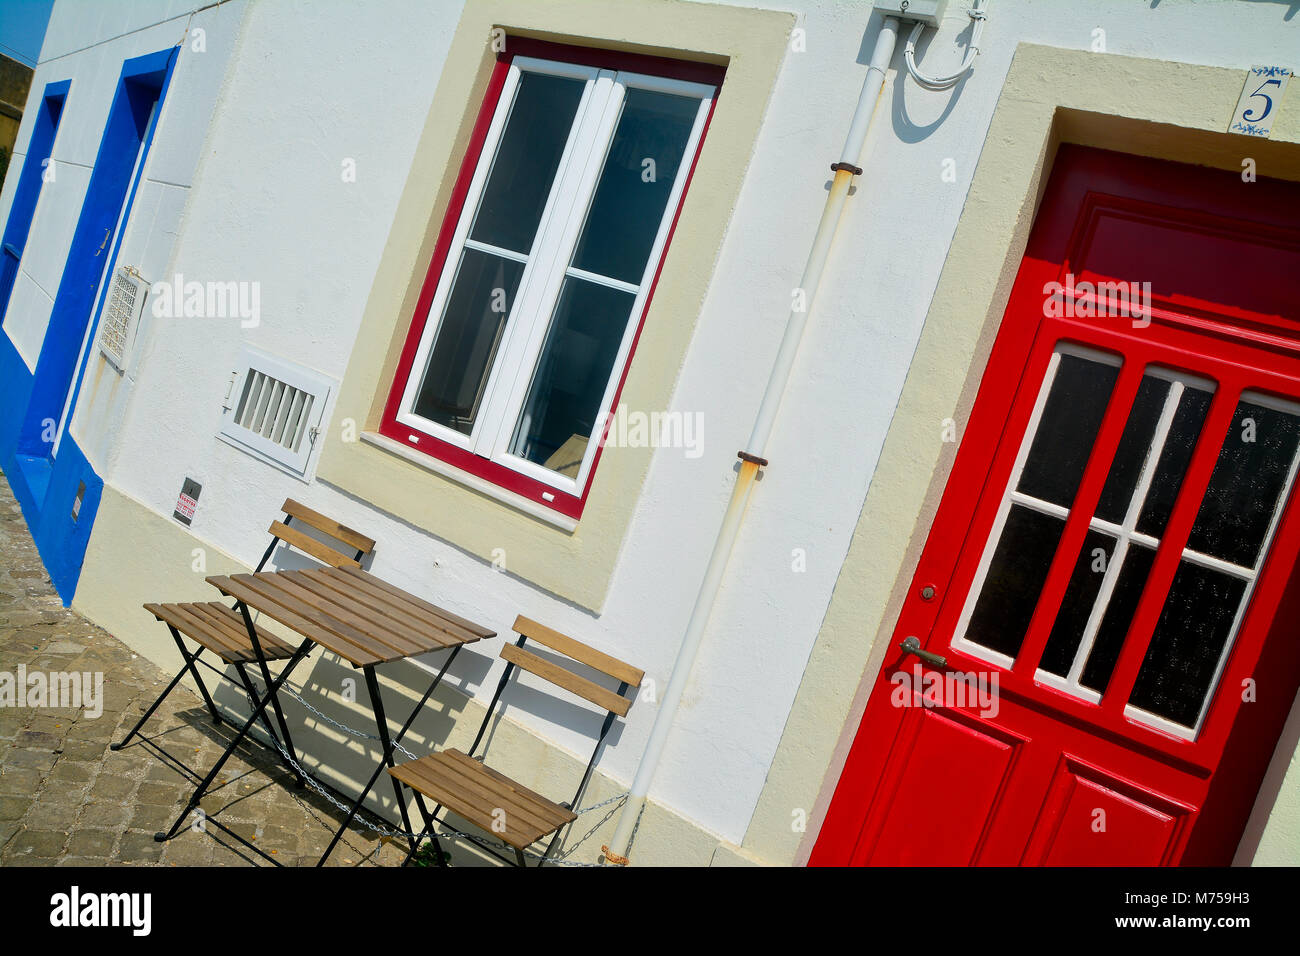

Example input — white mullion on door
[478,70,624,477]
[1060,379,1186,694]
[395,57,601,451]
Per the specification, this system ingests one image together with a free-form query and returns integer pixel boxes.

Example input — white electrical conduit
[601,16,903,865]
[904,0,987,90]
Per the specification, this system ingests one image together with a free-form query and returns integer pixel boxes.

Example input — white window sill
[360,431,578,533]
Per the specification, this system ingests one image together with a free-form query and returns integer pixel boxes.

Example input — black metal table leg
[232,662,304,783]
[363,666,418,857]
[315,646,462,866]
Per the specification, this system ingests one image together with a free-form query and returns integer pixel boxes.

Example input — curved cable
[904,0,988,90]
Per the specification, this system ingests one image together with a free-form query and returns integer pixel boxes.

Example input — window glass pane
[1016,355,1118,508]
[508,277,635,474]
[1129,561,1247,727]
[414,249,524,434]
[469,72,585,255]
[1094,376,1170,524]
[1135,386,1213,537]
[1039,530,1115,677]
[1079,543,1156,693]
[570,89,701,284]
[966,506,1065,659]
[1186,400,1300,567]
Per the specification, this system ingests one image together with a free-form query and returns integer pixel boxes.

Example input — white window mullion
[1061,380,1186,688]
[466,67,612,455]
[479,70,624,461]
[563,75,716,492]
[396,58,601,452]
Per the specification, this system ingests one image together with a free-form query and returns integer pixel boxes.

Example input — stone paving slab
[0,469,499,868]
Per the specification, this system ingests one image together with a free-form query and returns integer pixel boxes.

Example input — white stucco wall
[11,0,1300,852]
[0,0,248,384]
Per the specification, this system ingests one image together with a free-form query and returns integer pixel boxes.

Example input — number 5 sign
[1229,66,1292,138]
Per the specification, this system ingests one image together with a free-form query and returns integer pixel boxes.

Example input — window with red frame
[381,39,723,519]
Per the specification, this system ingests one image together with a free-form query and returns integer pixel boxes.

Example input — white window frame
[394,55,715,497]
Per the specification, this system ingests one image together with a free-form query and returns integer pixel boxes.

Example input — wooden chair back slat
[267,520,361,569]
[281,498,376,554]
[500,644,633,717]
[511,614,644,688]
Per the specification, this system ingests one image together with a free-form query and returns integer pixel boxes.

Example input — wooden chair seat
[144,602,299,664]
[390,748,577,851]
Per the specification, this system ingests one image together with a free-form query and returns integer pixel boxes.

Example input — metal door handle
[899,635,946,668]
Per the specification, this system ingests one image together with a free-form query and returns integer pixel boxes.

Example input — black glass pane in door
[1039,529,1115,677]
[1129,562,1246,727]
[1094,376,1171,524]
[1080,543,1156,693]
[1186,400,1300,567]
[1017,354,1119,508]
[1136,386,1213,537]
[966,506,1065,659]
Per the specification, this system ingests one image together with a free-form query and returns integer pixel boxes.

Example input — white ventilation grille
[218,347,334,478]
[98,266,148,370]
[235,371,316,455]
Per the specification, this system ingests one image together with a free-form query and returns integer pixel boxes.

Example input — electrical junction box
[873,0,950,27]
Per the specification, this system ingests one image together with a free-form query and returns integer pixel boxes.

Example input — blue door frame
[0,47,177,604]
[0,79,69,323]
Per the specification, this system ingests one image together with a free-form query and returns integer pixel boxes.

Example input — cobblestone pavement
[0,468,432,867]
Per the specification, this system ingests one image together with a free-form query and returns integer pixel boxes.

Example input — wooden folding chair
[111,498,376,782]
[389,614,643,867]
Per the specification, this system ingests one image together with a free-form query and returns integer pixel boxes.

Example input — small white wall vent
[218,347,334,478]
[97,265,149,370]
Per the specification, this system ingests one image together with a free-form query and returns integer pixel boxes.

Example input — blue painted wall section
[0,48,177,605]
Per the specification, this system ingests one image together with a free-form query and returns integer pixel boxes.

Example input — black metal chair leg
[170,626,221,724]
[111,661,190,751]
[154,640,311,843]
[111,634,216,751]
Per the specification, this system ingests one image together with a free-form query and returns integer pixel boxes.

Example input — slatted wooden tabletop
[205,567,494,668]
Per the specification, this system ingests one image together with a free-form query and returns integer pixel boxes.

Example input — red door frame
[811,145,1300,866]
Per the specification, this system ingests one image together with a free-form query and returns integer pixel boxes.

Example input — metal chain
[260,682,422,762]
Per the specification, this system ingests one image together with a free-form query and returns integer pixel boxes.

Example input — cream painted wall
[20,0,1300,860]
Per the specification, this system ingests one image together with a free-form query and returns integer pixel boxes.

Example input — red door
[812,146,1300,866]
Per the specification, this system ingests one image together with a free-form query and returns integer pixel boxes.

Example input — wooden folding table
[151,565,494,865]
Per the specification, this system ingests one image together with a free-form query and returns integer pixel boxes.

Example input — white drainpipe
[603,16,903,864]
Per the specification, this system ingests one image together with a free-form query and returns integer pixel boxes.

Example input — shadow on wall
[1187,0,1298,23]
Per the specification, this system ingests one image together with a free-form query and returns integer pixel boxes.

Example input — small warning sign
[174,478,201,526]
